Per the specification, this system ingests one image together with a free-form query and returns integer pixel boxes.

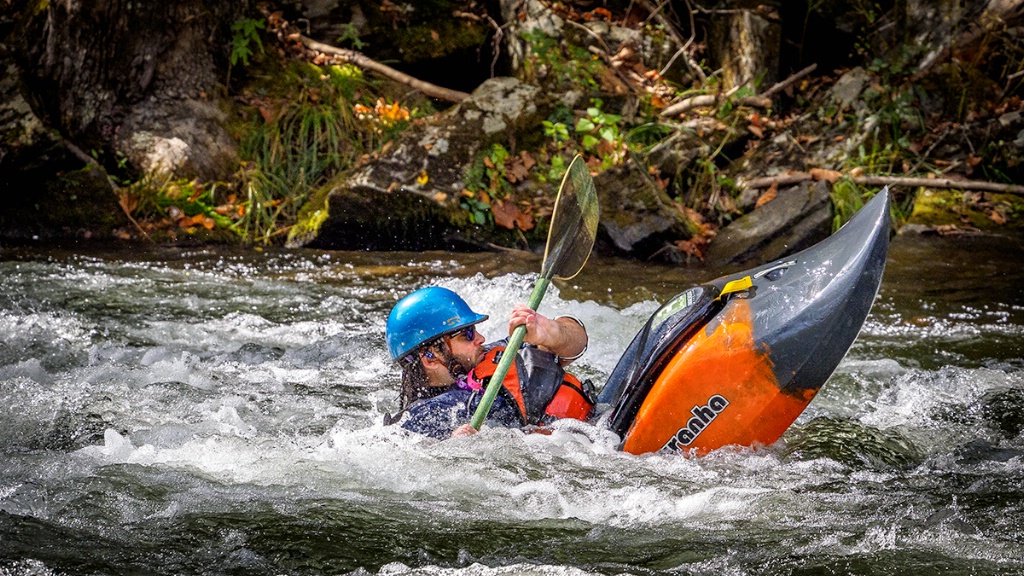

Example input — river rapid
[1,232,1022,576]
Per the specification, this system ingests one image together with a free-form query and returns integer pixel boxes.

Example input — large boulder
[0,52,128,241]
[593,163,694,256]
[705,180,832,269]
[291,77,543,250]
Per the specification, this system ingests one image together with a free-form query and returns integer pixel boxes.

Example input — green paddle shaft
[469,277,550,430]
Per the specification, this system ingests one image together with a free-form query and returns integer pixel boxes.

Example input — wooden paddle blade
[542,155,600,281]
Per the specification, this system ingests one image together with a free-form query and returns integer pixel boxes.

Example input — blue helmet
[385,286,488,361]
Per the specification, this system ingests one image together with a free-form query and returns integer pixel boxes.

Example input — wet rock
[228,343,286,366]
[783,416,923,470]
[954,438,1024,464]
[593,163,692,256]
[705,180,832,269]
[980,387,1024,439]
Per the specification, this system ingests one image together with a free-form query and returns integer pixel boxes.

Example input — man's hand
[508,304,587,363]
[451,424,478,438]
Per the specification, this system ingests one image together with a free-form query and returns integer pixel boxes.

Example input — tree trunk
[12,0,246,180]
[708,1,781,91]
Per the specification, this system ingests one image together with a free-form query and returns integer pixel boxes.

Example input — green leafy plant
[227,17,266,87]
[575,99,625,169]
[626,122,673,149]
[460,195,492,226]
[484,144,510,194]
[546,154,567,183]
[336,23,365,50]
[231,17,265,67]
[543,120,570,144]
[123,175,243,238]
[520,29,603,90]
[830,179,871,231]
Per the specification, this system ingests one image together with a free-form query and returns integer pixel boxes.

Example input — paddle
[469,154,600,430]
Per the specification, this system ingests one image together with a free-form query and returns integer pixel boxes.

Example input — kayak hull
[603,189,892,455]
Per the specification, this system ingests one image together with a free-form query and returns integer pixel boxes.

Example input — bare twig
[642,0,706,83]
[740,172,815,190]
[299,36,471,103]
[483,14,505,78]
[758,63,817,99]
[739,171,1024,197]
[660,85,753,117]
[659,64,815,117]
[853,175,1024,195]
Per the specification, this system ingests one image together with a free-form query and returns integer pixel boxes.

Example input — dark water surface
[1,232,1022,576]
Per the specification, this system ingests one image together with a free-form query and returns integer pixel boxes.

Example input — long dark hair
[385,338,467,425]
[385,338,460,424]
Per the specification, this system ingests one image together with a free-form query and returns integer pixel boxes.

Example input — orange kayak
[601,189,892,455]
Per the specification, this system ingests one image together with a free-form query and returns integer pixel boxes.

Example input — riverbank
[2,1,1023,264]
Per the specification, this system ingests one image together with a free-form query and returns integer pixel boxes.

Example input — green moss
[393,20,487,62]
[286,179,334,247]
[908,188,1024,230]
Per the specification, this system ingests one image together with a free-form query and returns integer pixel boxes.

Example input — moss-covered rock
[1,163,129,241]
[289,77,545,250]
[907,188,1024,231]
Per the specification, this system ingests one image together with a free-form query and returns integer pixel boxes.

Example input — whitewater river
[1,231,1022,576]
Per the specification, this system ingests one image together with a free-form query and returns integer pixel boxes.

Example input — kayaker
[383,286,595,439]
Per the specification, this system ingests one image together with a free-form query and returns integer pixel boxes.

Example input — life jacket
[469,346,595,426]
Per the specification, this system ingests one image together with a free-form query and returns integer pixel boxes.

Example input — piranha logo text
[663,394,730,451]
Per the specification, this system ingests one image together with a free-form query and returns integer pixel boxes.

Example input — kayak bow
[602,188,892,455]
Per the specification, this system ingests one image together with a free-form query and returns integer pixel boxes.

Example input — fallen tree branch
[660,63,816,117]
[739,171,1024,196]
[759,63,817,99]
[660,87,773,117]
[739,172,815,190]
[299,36,471,103]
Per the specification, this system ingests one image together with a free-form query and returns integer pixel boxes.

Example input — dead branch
[759,63,817,99]
[660,85,762,117]
[739,172,815,190]
[739,171,1024,197]
[660,63,815,117]
[641,0,706,82]
[299,36,471,103]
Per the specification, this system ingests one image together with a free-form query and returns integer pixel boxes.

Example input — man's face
[444,325,486,371]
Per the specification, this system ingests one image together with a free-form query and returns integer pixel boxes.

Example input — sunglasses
[450,326,476,342]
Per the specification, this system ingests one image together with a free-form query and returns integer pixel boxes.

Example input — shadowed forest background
[2,0,1023,265]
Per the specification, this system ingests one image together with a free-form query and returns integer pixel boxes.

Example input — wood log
[299,36,471,103]
[739,172,1024,197]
